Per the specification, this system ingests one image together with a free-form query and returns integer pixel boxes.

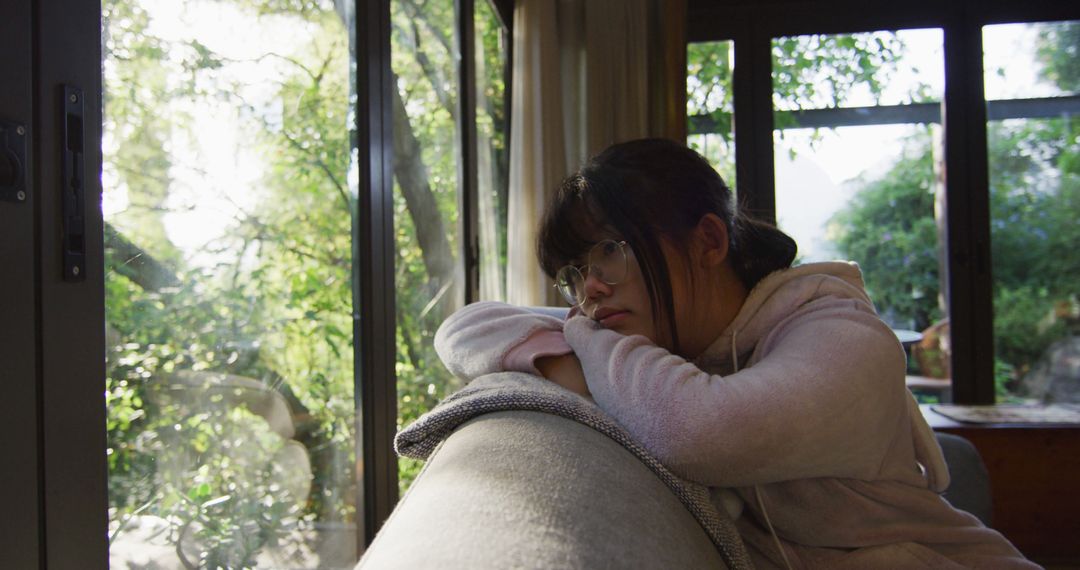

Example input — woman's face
[579,239,657,341]
[578,233,696,350]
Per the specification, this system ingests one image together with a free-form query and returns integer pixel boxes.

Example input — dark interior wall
[688,0,1080,36]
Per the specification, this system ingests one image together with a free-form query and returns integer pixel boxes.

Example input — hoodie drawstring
[730,332,739,373]
[733,330,794,570]
[755,486,793,570]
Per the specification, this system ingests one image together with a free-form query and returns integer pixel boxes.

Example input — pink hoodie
[434,262,1036,569]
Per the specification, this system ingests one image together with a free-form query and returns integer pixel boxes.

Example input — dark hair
[537,138,797,352]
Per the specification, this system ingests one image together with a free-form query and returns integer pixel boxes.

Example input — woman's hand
[535,353,591,398]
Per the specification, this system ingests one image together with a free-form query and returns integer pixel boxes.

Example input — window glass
[476,0,510,302]
[390,0,467,492]
[771,29,953,400]
[984,22,1079,99]
[103,0,358,566]
[687,40,736,185]
[773,30,943,110]
[984,21,1080,403]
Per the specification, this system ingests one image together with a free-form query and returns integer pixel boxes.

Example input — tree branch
[219,51,321,82]
[391,76,460,316]
[278,128,351,210]
[401,0,454,58]
[104,223,181,291]
[392,20,456,119]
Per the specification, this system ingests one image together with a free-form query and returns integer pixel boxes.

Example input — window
[686,3,1080,405]
[983,21,1080,403]
[771,29,952,394]
[390,0,467,493]
[687,40,737,185]
[103,0,359,565]
[390,0,512,493]
[476,0,511,302]
[99,0,510,564]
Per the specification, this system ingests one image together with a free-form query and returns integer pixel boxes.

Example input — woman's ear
[695,213,730,268]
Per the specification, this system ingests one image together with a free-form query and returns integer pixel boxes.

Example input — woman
[434,138,1034,569]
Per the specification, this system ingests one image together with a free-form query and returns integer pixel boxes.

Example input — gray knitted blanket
[395,372,753,570]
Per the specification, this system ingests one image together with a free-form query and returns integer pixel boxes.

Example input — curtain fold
[506,0,687,306]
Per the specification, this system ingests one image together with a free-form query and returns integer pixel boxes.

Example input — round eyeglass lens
[555,265,584,306]
[592,240,627,284]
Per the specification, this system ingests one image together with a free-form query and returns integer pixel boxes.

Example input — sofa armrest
[358,410,728,569]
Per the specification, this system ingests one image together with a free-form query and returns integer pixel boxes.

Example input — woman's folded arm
[563,307,908,487]
[434,301,572,380]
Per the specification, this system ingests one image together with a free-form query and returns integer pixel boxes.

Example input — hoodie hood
[692,261,951,494]
[694,261,873,373]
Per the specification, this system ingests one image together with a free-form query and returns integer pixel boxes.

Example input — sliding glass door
[101,0,361,566]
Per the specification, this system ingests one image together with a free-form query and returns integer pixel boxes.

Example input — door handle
[61,84,85,282]
[0,120,27,203]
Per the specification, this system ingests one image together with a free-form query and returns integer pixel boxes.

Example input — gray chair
[935,432,993,527]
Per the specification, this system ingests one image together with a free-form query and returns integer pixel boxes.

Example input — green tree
[687,32,920,182]
[828,22,1079,397]
[827,131,942,331]
[103,0,507,564]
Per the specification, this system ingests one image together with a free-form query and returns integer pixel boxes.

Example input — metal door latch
[0,120,28,203]
[62,84,85,282]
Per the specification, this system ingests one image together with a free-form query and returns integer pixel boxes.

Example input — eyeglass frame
[552,239,630,307]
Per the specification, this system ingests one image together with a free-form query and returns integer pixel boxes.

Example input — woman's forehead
[580,225,621,243]
[568,225,622,258]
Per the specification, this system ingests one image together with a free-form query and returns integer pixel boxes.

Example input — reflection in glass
[984,21,1080,403]
[104,0,357,567]
[476,0,510,302]
[390,0,467,493]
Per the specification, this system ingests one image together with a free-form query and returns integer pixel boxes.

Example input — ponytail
[729,212,798,289]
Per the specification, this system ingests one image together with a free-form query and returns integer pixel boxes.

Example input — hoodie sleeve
[434,301,569,380]
[562,299,910,487]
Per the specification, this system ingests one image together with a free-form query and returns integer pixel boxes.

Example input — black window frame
[687,0,1080,405]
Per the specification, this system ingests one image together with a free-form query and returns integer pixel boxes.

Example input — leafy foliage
[827,23,1079,398]
[687,32,923,182]
[988,115,1080,385]
[388,0,508,490]
[103,0,507,564]
[1036,21,1080,92]
[827,131,943,331]
[771,33,911,112]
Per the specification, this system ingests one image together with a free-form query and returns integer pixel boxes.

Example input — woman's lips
[598,310,630,327]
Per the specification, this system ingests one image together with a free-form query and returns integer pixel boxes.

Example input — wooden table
[907,375,952,399]
[921,405,1080,566]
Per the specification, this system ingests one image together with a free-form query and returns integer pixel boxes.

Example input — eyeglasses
[553,239,629,307]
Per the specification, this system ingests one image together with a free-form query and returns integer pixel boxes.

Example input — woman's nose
[582,270,613,300]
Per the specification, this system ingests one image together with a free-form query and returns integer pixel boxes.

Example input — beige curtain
[506,0,687,306]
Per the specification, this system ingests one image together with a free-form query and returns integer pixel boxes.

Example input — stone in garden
[1019,336,1080,404]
